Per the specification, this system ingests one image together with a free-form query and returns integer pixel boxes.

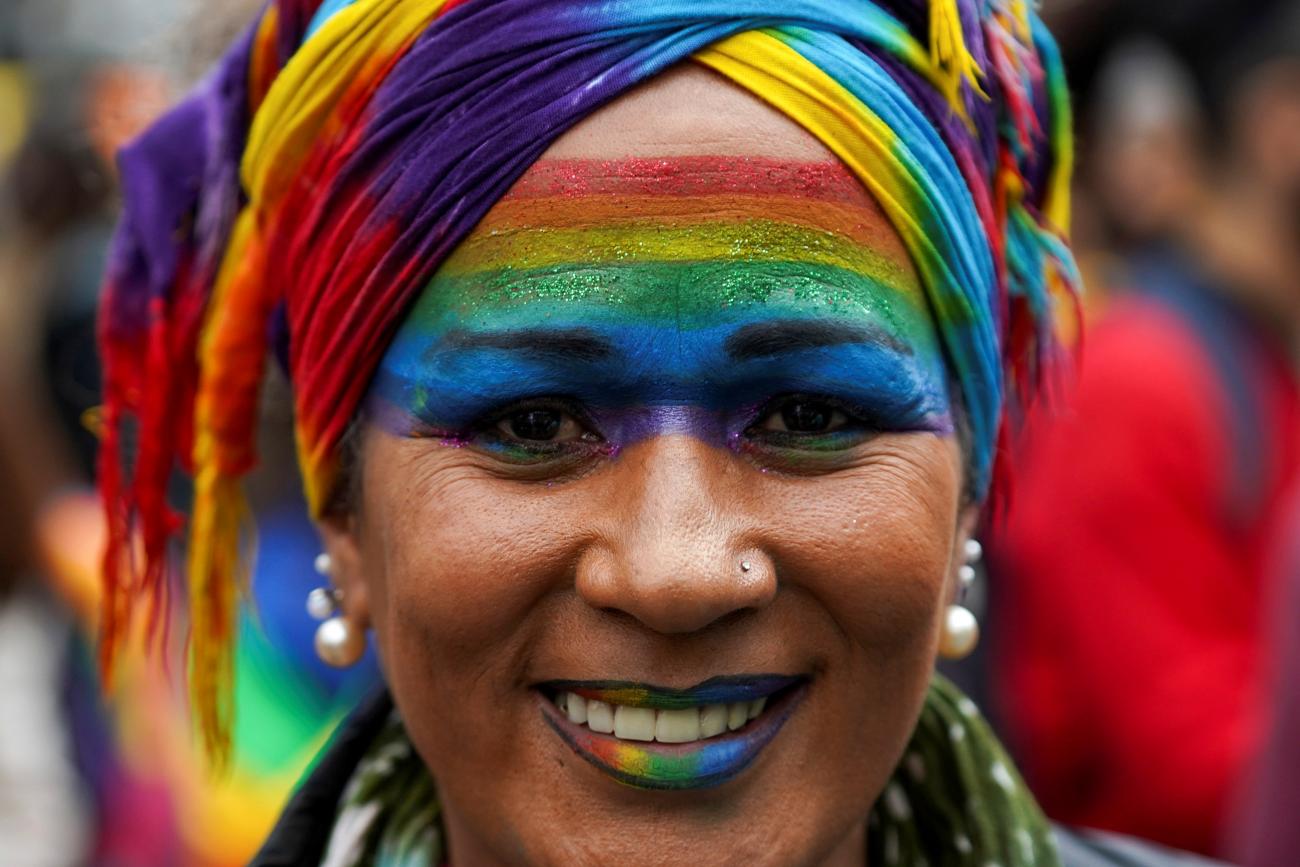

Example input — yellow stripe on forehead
[439,216,920,295]
[473,193,915,262]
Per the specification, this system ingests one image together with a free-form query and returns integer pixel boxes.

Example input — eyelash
[458,394,878,467]
[474,398,607,465]
[743,395,878,452]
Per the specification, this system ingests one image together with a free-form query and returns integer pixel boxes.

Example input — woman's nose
[575,435,777,634]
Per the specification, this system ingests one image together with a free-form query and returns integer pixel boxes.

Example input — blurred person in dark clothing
[0,58,95,867]
[990,8,1300,859]
[1088,40,1205,261]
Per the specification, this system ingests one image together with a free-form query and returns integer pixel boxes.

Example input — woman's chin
[420,672,886,864]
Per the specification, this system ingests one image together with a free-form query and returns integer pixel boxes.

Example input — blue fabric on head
[305,0,361,40]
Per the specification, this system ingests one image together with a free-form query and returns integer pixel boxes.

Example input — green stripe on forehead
[407,259,941,351]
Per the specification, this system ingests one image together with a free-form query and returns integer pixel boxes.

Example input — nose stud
[740,560,753,573]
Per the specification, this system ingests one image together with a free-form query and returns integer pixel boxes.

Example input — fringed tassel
[986,0,1083,506]
[185,469,249,766]
[1034,13,1074,234]
[97,275,186,684]
[184,211,275,761]
[928,0,985,121]
[96,1,288,765]
[97,397,131,686]
[984,0,1051,168]
[138,288,189,643]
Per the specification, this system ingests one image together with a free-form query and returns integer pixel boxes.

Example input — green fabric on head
[318,676,1059,866]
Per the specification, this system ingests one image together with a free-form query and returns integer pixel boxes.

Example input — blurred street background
[1,1,1298,865]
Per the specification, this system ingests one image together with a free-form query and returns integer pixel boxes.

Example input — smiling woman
[97,1,1084,865]
[327,97,980,857]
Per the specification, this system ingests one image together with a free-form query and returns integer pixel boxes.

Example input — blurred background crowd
[0,1,1298,865]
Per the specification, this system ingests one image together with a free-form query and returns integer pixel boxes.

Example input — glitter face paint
[538,676,807,790]
[369,156,953,462]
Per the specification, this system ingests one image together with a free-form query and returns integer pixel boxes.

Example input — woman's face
[324,68,972,866]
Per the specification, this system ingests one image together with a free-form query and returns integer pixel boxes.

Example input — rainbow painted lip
[538,675,808,790]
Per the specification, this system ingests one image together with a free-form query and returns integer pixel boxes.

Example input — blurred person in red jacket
[989,11,1300,859]
[1228,486,1300,867]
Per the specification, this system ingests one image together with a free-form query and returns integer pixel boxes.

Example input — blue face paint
[367,158,953,465]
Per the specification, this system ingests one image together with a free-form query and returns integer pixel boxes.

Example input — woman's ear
[316,508,372,631]
[957,502,980,548]
[949,502,982,602]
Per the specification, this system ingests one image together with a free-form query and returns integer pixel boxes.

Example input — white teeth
[587,700,615,734]
[558,693,773,742]
[565,692,587,725]
[655,708,702,743]
[699,704,728,738]
[614,706,656,741]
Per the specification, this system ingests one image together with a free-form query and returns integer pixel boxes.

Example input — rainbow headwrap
[98,0,1078,757]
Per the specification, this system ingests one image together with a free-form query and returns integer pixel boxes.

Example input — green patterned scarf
[319,676,1059,867]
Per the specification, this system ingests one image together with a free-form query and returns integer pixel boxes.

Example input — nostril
[574,506,777,633]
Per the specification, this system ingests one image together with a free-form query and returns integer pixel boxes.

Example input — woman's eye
[496,407,592,443]
[759,398,849,434]
[742,395,878,461]
[462,401,606,471]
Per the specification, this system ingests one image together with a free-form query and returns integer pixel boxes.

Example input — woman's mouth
[537,675,808,790]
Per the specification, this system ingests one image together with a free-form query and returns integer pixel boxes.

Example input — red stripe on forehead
[503,156,874,205]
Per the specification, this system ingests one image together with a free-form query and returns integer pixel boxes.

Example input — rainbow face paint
[538,676,807,790]
[369,156,952,462]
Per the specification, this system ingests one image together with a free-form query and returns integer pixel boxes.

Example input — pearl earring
[940,538,982,660]
[939,603,980,659]
[314,615,367,668]
[307,552,366,668]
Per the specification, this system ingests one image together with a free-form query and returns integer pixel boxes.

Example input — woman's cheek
[360,441,588,669]
[762,437,959,655]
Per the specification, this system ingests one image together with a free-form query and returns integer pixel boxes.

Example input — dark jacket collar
[249,688,393,867]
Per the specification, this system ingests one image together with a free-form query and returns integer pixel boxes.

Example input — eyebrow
[724,319,909,361]
[436,327,616,362]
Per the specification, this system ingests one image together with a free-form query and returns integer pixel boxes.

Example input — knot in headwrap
[98,0,1078,757]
